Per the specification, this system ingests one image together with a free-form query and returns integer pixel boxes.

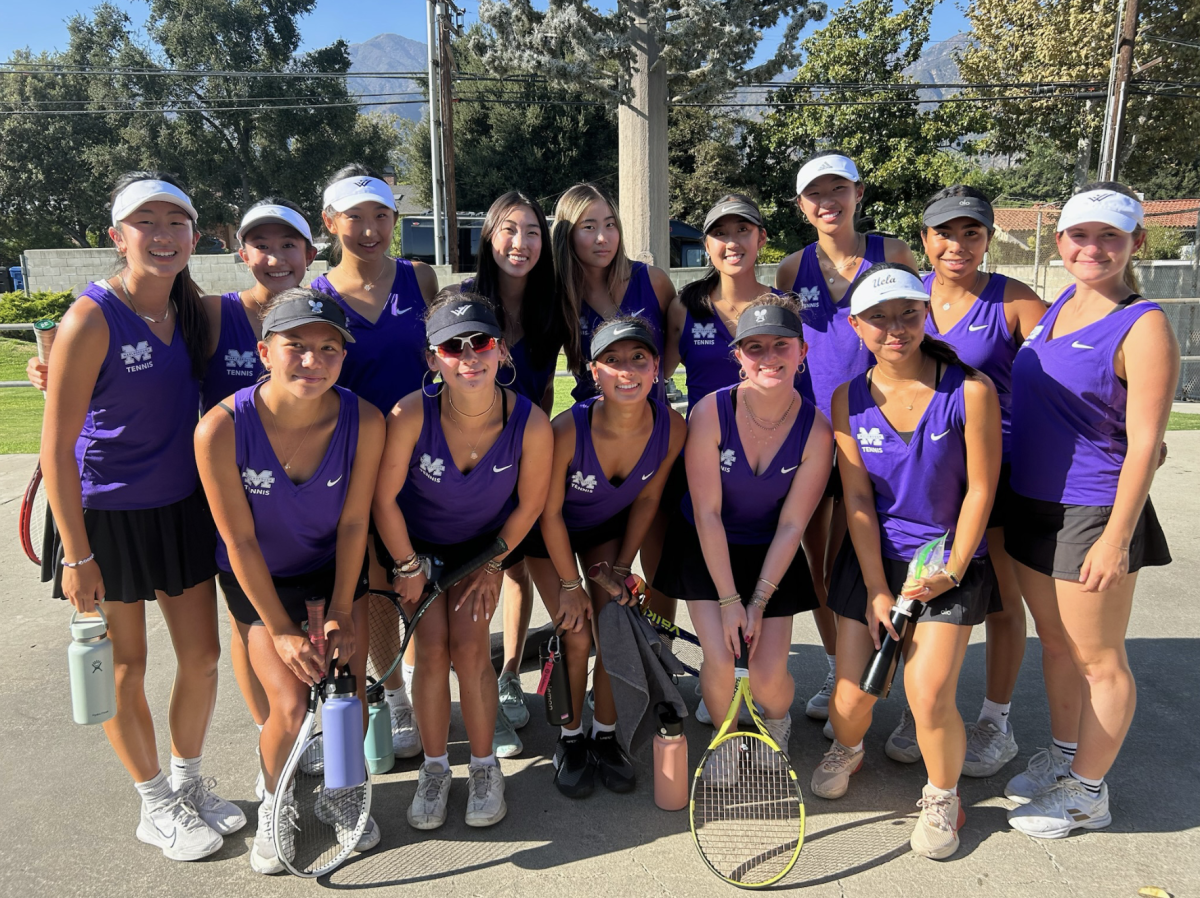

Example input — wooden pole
[1101,0,1139,180]
[438,2,459,271]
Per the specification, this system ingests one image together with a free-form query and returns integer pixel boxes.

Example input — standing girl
[815,263,1001,861]
[373,292,552,831]
[524,317,685,797]
[40,172,242,861]
[1003,185,1175,839]
[775,153,920,723]
[195,289,384,873]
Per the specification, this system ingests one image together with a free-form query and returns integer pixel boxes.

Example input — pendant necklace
[118,274,172,324]
[264,399,321,471]
[363,256,393,292]
[935,271,984,312]
[818,234,865,285]
[448,388,499,459]
[873,359,929,411]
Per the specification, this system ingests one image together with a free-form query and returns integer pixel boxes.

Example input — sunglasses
[432,333,498,357]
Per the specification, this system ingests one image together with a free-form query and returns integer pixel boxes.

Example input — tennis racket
[690,637,805,889]
[19,319,56,566]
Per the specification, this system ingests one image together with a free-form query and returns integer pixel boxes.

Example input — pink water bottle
[653,703,688,811]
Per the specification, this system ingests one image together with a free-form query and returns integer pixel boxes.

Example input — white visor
[236,204,314,245]
[1056,189,1144,234]
[322,176,397,213]
[796,155,861,196]
[111,180,198,227]
[849,267,929,317]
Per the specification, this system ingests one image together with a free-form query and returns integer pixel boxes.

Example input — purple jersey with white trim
[215,384,359,577]
[574,262,667,402]
[201,292,263,413]
[74,283,200,510]
[460,276,556,405]
[922,273,1017,457]
[847,364,986,563]
[310,259,426,414]
[681,385,817,545]
[792,234,886,417]
[398,390,532,543]
[1010,287,1163,506]
[560,397,672,530]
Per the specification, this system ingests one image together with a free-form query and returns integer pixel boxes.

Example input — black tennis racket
[19,320,55,566]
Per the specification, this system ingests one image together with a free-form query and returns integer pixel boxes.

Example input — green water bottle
[364,688,395,775]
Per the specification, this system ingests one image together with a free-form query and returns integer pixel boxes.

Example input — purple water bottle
[323,666,366,789]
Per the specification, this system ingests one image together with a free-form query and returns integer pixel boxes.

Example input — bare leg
[803,496,838,654]
[447,582,501,758]
[527,556,592,731]
[903,620,972,790]
[500,561,534,677]
[687,600,737,725]
[157,580,220,761]
[98,600,159,782]
[640,506,678,622]
[579,542,622,727]
[248,624,309,794]
[746,617,796,720]
[828,615,879,747]
[983,527,1027,704]
[412,596,452,757]
[228,609,269,726]
[1015,563,1083,744]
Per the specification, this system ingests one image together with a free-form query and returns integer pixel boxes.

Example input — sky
[0,0,965,63]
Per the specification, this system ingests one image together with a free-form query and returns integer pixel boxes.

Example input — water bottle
[859,599,917,698]
[68,608,116,725]
[653,703,688,811]
[537,633,573,726]
[322,666,366,789]
[363,688,395,776]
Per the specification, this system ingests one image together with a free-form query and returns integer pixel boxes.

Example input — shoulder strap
[217,400,235,419]
[1110,293,1144,313]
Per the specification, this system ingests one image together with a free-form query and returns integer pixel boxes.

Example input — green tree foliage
[668,105,753,229]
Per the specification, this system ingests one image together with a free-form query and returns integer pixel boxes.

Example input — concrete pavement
[1,437,1197,898]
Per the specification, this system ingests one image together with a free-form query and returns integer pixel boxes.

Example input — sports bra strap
[217,400,234,419]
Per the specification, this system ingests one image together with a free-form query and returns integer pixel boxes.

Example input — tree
[667,105,753,229]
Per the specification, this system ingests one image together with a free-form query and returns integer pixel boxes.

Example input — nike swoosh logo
[152,820,178,847]
[613,327,636,336]
[641,470,656,480]
[1071,341,1094,350]
[326,476,343,487]
[781,465,799,474]
[931,430,950,441]
[493,464,513,473]
[968,324,987,332]
[630,308,645,317]
[396,307,413,315]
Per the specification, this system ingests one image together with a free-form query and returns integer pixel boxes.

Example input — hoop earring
[798,360,806,375]
[496,360,517,388]
[421,368,444,397]
[738,367,747,381]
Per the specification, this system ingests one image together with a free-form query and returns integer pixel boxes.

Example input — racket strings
[282,734,370,876]
[365,594,411,686]
[656,630,704,677]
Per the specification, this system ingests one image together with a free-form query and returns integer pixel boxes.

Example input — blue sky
[1,0,964,63]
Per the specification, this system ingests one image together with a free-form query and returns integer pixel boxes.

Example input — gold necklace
[263,397,322,472]
[872,359,930,412]
[118,274,172,324]
[817,235,865,285]
[447,389,499,460]
[741,388,797,431]
[362,256,393,292]
[933,271,984,312]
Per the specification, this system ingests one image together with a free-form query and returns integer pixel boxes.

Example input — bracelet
[613,563,632,577]
[718,592,742,608]
[756,577,779,592]
[559,575,584,591]
[62,553,95,569]
[483,558,504,575]
[945,570,961,588]
[393,556,429,580]
[1099,538,1130,553]
[749,590,770,609]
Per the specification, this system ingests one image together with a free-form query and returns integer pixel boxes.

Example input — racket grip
[586,562,625,598]
[34,320,57,362]
[305,599,327,656]
[438,536,508,589]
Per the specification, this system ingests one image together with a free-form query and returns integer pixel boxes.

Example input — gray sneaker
[407,762,451,830]
[910,784,964,859]
[493,707,524,758]
[1008,776,1111,839]
[465,764,507,827]
[177,776,247,835]
[885,705,923,764]
[390,693,422,760]
[806,670,836,720]
[1005,745,1072,805]
[497,671,530,729]
[811,741,865,800]
[962,719,1019,778]
[136,793,223,862]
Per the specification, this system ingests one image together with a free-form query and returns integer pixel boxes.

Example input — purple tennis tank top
[793,234,886,417]
[398,390,533,543]
[74,283,200,510]
[201,292,264,413]
[460,276,556,406]
[310,259,426,415]
[847,364,986,563]
[681,385,817,545]
[1010,287,1163,506]
[215,384,359,577]
[922,273,1018,457]
[560,397,672,531]
[574,262,667,402]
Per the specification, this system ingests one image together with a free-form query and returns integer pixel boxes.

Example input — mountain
[347,33,428,122]
[903,32,971,101]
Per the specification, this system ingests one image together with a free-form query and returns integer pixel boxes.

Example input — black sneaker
[552,733,595,799]
[590,730,636,793]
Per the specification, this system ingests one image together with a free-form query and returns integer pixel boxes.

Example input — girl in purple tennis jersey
[40,171,240,861]
[196,288,385,874]
[1003,184,1175,841]
[820,263,1001,861]
[524,317,685,798]
[775,151,920,723]
[373,292,552,831]
[655,295,833,761]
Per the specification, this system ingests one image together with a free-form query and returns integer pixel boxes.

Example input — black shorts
[652,511,819,619]
[1004,493,1171,580]
[520,507,630,559]
[660,455,689,519]
[373,528,524,580]
[43,489,218,604]
[987,461,1014,530]
[827,536,1000,627]
[822,458,843,501]
[219,556,370,626]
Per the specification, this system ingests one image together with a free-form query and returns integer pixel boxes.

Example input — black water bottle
[859,599,917,698]
[538,632,573,725]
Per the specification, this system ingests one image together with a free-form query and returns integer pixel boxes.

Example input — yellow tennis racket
[689,636,805,888]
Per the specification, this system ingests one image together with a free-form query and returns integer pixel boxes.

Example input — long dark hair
[679,193,765,319]
[321,162,390,265]
[109,170,209,379]
[474,191,565,371]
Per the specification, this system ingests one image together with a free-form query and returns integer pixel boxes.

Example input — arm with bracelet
[371,395,429,606]
[536,412,591,632]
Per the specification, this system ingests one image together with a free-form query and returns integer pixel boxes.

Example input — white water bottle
[68,608,115,725]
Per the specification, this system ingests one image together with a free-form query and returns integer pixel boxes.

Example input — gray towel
[597,602,688,757]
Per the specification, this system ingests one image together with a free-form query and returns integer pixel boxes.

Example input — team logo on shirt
[120,342,154,372]
[224,349,257,373]
[720,449,737,472]
[691,322,716,345]
[419,454,445,482]
[797,286,820,311]
[857,427,885,453]
[308,300,323,313]
[1019,324,1044,349]
[241,468,276,494]
[570,471,597,493]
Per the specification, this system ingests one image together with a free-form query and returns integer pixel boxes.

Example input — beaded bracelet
[718,592,742,608]
[560,575,584,591]
[62,552,95,569]
[483,559,504,575]
[749,590,770,609]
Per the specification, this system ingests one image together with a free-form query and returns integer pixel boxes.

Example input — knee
[907,687,959,726]
[183,641,221,677]
[831,680,874,720]
[113,656,148,690]
[416,636,451,674]
[1076,647,1132,685]
[1034,623,1071,660]
[563,628,592,661]
[447,632,487,672]
[273,695,308,734]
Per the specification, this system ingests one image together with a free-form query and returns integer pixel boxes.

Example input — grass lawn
[1168,411,1200,431]
[0,337,41,454]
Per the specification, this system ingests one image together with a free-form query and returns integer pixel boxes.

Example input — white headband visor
[796,155,861,196]
[322,176,397,213]
[1056,189,1144,234]
[111,180,198,227]
[849,269,930,317]
[237,205,314,245]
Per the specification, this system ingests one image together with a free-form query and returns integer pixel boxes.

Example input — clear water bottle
[363,688,394,775]
[323,666,366,789]
[68,608,115,725]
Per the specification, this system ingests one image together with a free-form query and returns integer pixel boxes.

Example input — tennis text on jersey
[797,286,820,311]
[570,471,597,493]
[120,342,154,372]
[720,449,737,472]
[225,349,257,373]
[419,454,445,482]
[691,322,717,345]
[857,426,884,453]
[241,468,276,495]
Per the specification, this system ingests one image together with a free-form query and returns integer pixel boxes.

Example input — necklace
[362,257,393,292]
[872,359,930,412]
[118,274,172,324]
[263,397,322,472]
[447,388,499,460]
[934,271,984,312]
[448,386,498,420]
[714,295,750,333]
[817,235,865,285]
[742,388,797,431]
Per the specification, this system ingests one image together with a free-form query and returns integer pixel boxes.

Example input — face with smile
[797,174,863,235]
[110,200,198,280]
[260,322,346,397]
[1056,222,1143,289]
[705,215,766,277]
[922,217,991,282]
[239,223,316,294]
[571,200,620,271]
[490,205,542,279]
[850,298,928,362]
[591,339,656,403]
[324,202,396,262]
[428,332,508,396]
[734,334,804,389]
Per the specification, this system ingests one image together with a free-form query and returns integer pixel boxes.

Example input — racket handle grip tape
[438,537,508,591]
[305,599,327,656]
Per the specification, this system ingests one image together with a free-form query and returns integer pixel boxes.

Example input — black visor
[261,292,355,343]
[923,195,994,231]
[590,320,658,361]
[426,298,502,347]
[734,304,803,343]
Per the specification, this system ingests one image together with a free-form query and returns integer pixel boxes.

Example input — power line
[0,98,425,116]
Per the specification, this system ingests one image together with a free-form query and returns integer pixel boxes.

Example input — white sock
[423,753,449,772]
[135,770,173,807]
[261,789,275,808]
[402,663,416,687]
[470,753,498,768]
[169,755,202,791]
[826,654,837,675]
[591,719,617,738]
[837,740,863,753]
[1069,768,1104,795]
[979,698,1011,733]
[1052,738,1078,761]
[561,724,584,738]
[384,687,409,710]
[256,722,264,732]
[925,779,957,797]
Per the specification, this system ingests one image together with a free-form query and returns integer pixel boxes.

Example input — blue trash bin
[8,266,24,292]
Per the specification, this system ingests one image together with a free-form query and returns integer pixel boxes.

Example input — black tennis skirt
[520,507,631,559]
[219,555,370,626]
[42,489,218,604]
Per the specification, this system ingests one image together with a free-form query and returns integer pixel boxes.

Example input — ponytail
[680,267,721,318]
[171,268,209,379]
[919,334,978,378]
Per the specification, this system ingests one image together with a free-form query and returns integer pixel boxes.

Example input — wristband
[559,575,584,591]
[718,592,742,608]
[62,553,95,569]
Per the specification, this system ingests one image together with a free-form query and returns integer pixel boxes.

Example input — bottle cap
[332,666,357,697]
[656,702,683,738]
[69,609,108,641]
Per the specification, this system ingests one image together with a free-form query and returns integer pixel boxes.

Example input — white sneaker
[465,764,507,827]
[136,794,223,861]
[250,795,288,875]
[497,671,531,729]
[695,697,713,725]
[806,670,836,720]
[254,769,266,803]
[298,735,323,776]
[823,719,834,740]
[910,784,965,859]
[407,762,452,830]
[1008,777,1111,839]
[962,719,1019,778]
[176,777,246,835]
[389,693,422,760]
[811,741,865,800]
[315,786,377,851]
[1005,745,1072,805]
[885,706,923,764]
[702,739,740,787]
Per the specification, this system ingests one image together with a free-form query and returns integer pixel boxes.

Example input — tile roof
[994,199,1200,231]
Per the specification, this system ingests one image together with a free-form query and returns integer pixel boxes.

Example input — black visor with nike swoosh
[589,319,658,360]
[426,297,502,346]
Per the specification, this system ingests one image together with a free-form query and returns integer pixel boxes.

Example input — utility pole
[438,2,460,272]
[1098,0,1139,181]
[425,0,444,266]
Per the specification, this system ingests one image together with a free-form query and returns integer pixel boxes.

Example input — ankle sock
[826,654,837,675]
[169,755,202,791]
[470,753,498,769]
[384,687,409,710]
[979,698,1011,733]
[1069,768,1104,795]
[1052,738,1078,761]
[402,663,416,687]
[925,779,957,798]
[561,723,584,738]
[424,753,449,772]
[591,719,616,738]
[838,740,863,753]
[135,770,173,807]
